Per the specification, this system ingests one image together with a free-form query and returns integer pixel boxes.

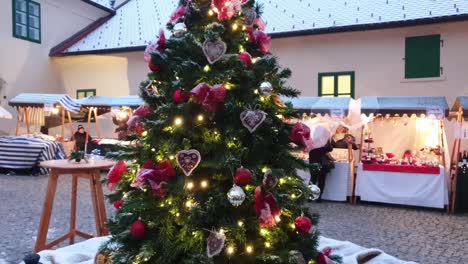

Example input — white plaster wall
[270,20,468,105]
[0,0,107,135]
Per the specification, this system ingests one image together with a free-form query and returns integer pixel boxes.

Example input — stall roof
[8,93,81,113]
[282,96,352,115]
[361,96,449,116]
[451,96,468,116]
[78,95,144,109]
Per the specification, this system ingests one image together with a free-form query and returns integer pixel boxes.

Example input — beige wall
[0,0,107,134]
[271,20,468,105]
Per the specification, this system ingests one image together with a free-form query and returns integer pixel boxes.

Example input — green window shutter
[405,35,440,79]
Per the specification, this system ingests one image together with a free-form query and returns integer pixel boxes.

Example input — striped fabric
[0,135,66,175]
[9,93,81,113]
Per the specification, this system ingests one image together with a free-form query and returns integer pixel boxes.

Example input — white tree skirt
[22,236,417,264]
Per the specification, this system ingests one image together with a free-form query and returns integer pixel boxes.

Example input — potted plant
[68,150,86,163]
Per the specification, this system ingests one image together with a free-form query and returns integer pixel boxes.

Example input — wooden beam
[67,111,74,141]
[61,108,65,139]
[94,107,101,138]
[25,107,31,134]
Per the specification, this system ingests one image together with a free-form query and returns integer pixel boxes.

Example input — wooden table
[34,159,115,252]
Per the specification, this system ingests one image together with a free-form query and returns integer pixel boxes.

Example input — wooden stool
[34,159,115,252]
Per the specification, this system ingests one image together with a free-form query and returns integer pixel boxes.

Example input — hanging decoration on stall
[44,103,54,116]
[426,108,444,120]
[330,109,345,119]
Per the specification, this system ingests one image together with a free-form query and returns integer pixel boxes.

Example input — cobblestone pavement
[1,174,468,264]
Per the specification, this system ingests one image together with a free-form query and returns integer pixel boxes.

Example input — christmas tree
[102,0,340,263]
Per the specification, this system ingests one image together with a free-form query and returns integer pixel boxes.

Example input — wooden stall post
[25,107,31,134]
[94,107,101,139]
[67,111,74,141]
[450,109,463,213]
[61,108,66,139]
[15,107,22,136]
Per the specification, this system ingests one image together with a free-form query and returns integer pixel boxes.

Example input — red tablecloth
[362,163,440,174]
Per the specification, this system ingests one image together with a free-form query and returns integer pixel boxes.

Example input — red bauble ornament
[173,88,189,104]
[133,105,153,117]
[148,61,160,72]
[234,167,252,186]
[107,160,127,184]
[130,220,146,240]
[239,52,252,67]
[294,216,313,233]
[113,200,122,209]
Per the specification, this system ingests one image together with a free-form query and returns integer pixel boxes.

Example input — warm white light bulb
[197,114,204,122]
[237,220,244,227]
[186,182,194,190]
[227,246,235,255]
[265,242,271,248]
[174,117,183,126]
[246,245,253,254]
[201,180,208,188]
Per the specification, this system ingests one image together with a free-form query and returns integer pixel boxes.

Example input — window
[318,72,354,98]
[76,89,96,99]
[12,0,41,43]
[405,35,441,79]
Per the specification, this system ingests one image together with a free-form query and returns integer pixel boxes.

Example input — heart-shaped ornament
[176,149,201,176]
[206,230,226,258]
[240,110,267,133]
[243,8,257,26]
[203,40,227,64]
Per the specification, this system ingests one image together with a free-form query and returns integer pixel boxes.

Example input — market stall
[285,96,358,202]
[355,96,450,209]
[448,96,468,213]
[0,106,13,119]
[77,95,143,154]
[9,93,81,138]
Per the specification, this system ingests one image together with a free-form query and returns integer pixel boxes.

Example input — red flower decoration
[135,123,145,135]
[131,160,176,198]
[294,216,313,233]
[254,17,266,31]
[290,122,311,146]
[173,88,190,104]
[248,29,271,54]
[254,186,281,228]
[211,0,242,21]
[234,167,252,186]
[144,30,166,63]
[169,5,187,23]
[148,61,160,72]
[107,160,127,184]
[317,247,333,264]
[239,52,252,67]
[113,200,122,209]
[134,105,153,117]
[190,83,227,112]
[130,220,146,240]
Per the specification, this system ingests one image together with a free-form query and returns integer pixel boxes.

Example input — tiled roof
[59,0,468,55]
[83,0,114,11]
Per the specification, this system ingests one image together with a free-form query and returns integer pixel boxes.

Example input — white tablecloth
[297,162,352,202]
[26,236,417,264]
[355,164,448,208]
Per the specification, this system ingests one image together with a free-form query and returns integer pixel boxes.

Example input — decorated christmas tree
[102,0,341,263]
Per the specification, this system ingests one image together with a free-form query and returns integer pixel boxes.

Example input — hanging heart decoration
[206,230,226,258]
[243,7,257,26]
[240,109,267,133]
[176,149,201,176]
[202,40,227,64]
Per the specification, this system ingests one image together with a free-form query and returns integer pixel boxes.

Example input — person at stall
[72,125,92,151]
[309,140,334,202]
[333,134,359,150]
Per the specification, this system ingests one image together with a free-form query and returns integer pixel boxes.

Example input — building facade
[1,0,468,135]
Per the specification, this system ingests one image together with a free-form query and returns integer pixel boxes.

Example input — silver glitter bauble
[173,22,187,37]
[227,185,246,207]
[308,184,321,201]
[259,81,273,96]
[289,250,306,264]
